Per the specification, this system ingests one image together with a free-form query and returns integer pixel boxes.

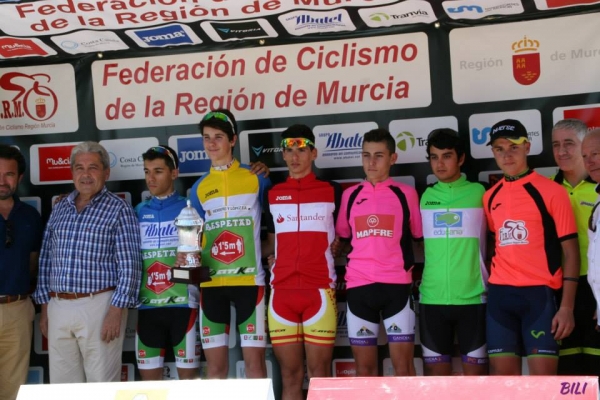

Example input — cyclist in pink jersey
[335,128,423,376]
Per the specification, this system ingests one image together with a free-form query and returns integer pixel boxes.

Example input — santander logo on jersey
[355,214,395,239]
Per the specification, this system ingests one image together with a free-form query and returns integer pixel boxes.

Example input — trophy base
[170,266,212,284]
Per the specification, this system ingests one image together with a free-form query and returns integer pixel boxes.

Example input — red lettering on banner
[317,78,409,105]
[242,0,281,14]
[297,42,417,71]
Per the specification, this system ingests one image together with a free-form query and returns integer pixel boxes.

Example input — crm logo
[447,5,484,13]
[396,131,416,151]
[512,36,541,85]
[0,72,58,121]
[433,212,462,228]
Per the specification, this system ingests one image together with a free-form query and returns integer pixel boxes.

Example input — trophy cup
[170,200,211,284]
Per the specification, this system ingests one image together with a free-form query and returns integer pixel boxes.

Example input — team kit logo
[354,214,394,239]
[499,220,529,245]
[512,35,541,85]
[0,72,58,121]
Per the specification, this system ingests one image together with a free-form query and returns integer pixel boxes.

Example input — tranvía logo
[395,131,416,151]
[447,5,484,13]
[499,219,529,246]
[0,72,58,121]
[133,25,193,47]
[512,35,541,85]
[370,12,390,21]
[472,127,491,145]
[434,211,463,227]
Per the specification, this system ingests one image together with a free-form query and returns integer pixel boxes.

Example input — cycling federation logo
[128,24,201,48]
[512,36,541,85]
[0,72,58,121]
[433,212,463,228]
[396,131,416,151]
[499,219,529,246]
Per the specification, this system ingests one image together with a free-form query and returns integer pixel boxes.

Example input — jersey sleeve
[330,180,343,224]
[483,190,494,233]
[335,187,352,240]
[189,178,206,220]
[263,185,275,234]
[406,185,423,241]
[257,173,272,208]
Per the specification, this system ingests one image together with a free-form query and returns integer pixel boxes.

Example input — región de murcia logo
[512,36,541,86]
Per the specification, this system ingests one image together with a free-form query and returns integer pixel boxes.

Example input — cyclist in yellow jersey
[185,109,271,379]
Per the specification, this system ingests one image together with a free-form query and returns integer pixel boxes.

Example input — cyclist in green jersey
[419,128,489,376]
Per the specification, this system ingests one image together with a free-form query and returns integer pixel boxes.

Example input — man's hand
[101,306,123,343]
[249,161,270,177]
[594,310,600,332]
[267,254,275,270]
[551,307,575,340]
[40,303,49,338]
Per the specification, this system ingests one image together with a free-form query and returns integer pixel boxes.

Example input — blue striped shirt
[33,187,142,308]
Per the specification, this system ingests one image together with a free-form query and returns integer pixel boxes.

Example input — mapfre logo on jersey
[354,214,395,239]
[498,219,529,246]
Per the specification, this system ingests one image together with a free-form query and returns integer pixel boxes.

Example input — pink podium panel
[308,376,598,400]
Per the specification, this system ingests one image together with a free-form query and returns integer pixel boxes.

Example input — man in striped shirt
[33,141,142,383]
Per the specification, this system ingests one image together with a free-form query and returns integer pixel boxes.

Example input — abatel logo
[512,36,541,85]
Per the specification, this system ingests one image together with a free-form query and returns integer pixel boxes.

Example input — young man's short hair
[198,109,238,141]
[364,128,396,154]
[426,128,465,159]
[142,145,179,170]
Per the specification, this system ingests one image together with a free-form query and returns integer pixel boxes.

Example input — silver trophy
[170,200,211,284]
